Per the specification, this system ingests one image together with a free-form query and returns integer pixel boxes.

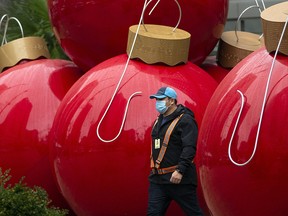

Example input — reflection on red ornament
[47,0,228,71]
[0,59,83,211]
[50,54,217,215]
[198,48,288,216]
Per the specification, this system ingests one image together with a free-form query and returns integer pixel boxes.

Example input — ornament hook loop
[142,0,182,32]
[235,0,266,42]
[0,14,9,45]
[234,5,261,42]
[1,14,24,46]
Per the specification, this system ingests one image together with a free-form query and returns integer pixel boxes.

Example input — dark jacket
[149,104,198,185]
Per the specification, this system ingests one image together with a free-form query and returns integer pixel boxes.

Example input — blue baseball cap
[149,87,177,99]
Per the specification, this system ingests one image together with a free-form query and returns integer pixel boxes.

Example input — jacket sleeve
[177,114,198,174]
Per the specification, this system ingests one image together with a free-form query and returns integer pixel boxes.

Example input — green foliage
[0,168,68,216]
[0,0,68,59]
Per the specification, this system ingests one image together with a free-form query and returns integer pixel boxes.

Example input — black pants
[147,182,203,216]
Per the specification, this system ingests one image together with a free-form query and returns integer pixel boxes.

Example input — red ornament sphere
[47,0,228,71]
[0,59,83,210]
[198,48,288,216]
[50,54,218,215]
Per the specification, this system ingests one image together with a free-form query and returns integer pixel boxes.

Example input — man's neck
[163,104,177,117]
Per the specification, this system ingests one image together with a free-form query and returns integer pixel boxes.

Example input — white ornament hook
[228,16,288,166]
[1,15,24,46]
[141,0,182,32]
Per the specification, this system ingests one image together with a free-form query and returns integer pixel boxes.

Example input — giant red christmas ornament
[198,48,288,216]
[0,59,82,210]
[50,54,218,215]
[47,0,228,71]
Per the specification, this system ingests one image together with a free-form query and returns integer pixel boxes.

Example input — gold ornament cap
[261,1,288,55]
[0,36,50,72]
[217,31,264,69]
[127,24,190,66]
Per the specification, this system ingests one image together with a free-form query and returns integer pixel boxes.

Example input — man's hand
[170,170,183,184]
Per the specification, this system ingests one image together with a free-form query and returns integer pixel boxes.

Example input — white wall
[226,0,286,33]
[228,0,286,19]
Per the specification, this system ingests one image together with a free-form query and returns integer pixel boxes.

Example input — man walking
[147,86,203,216]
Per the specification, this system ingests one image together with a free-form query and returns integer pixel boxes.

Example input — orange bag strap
[151,114,183,169]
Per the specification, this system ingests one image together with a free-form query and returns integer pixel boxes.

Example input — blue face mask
[156,100,168,114]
